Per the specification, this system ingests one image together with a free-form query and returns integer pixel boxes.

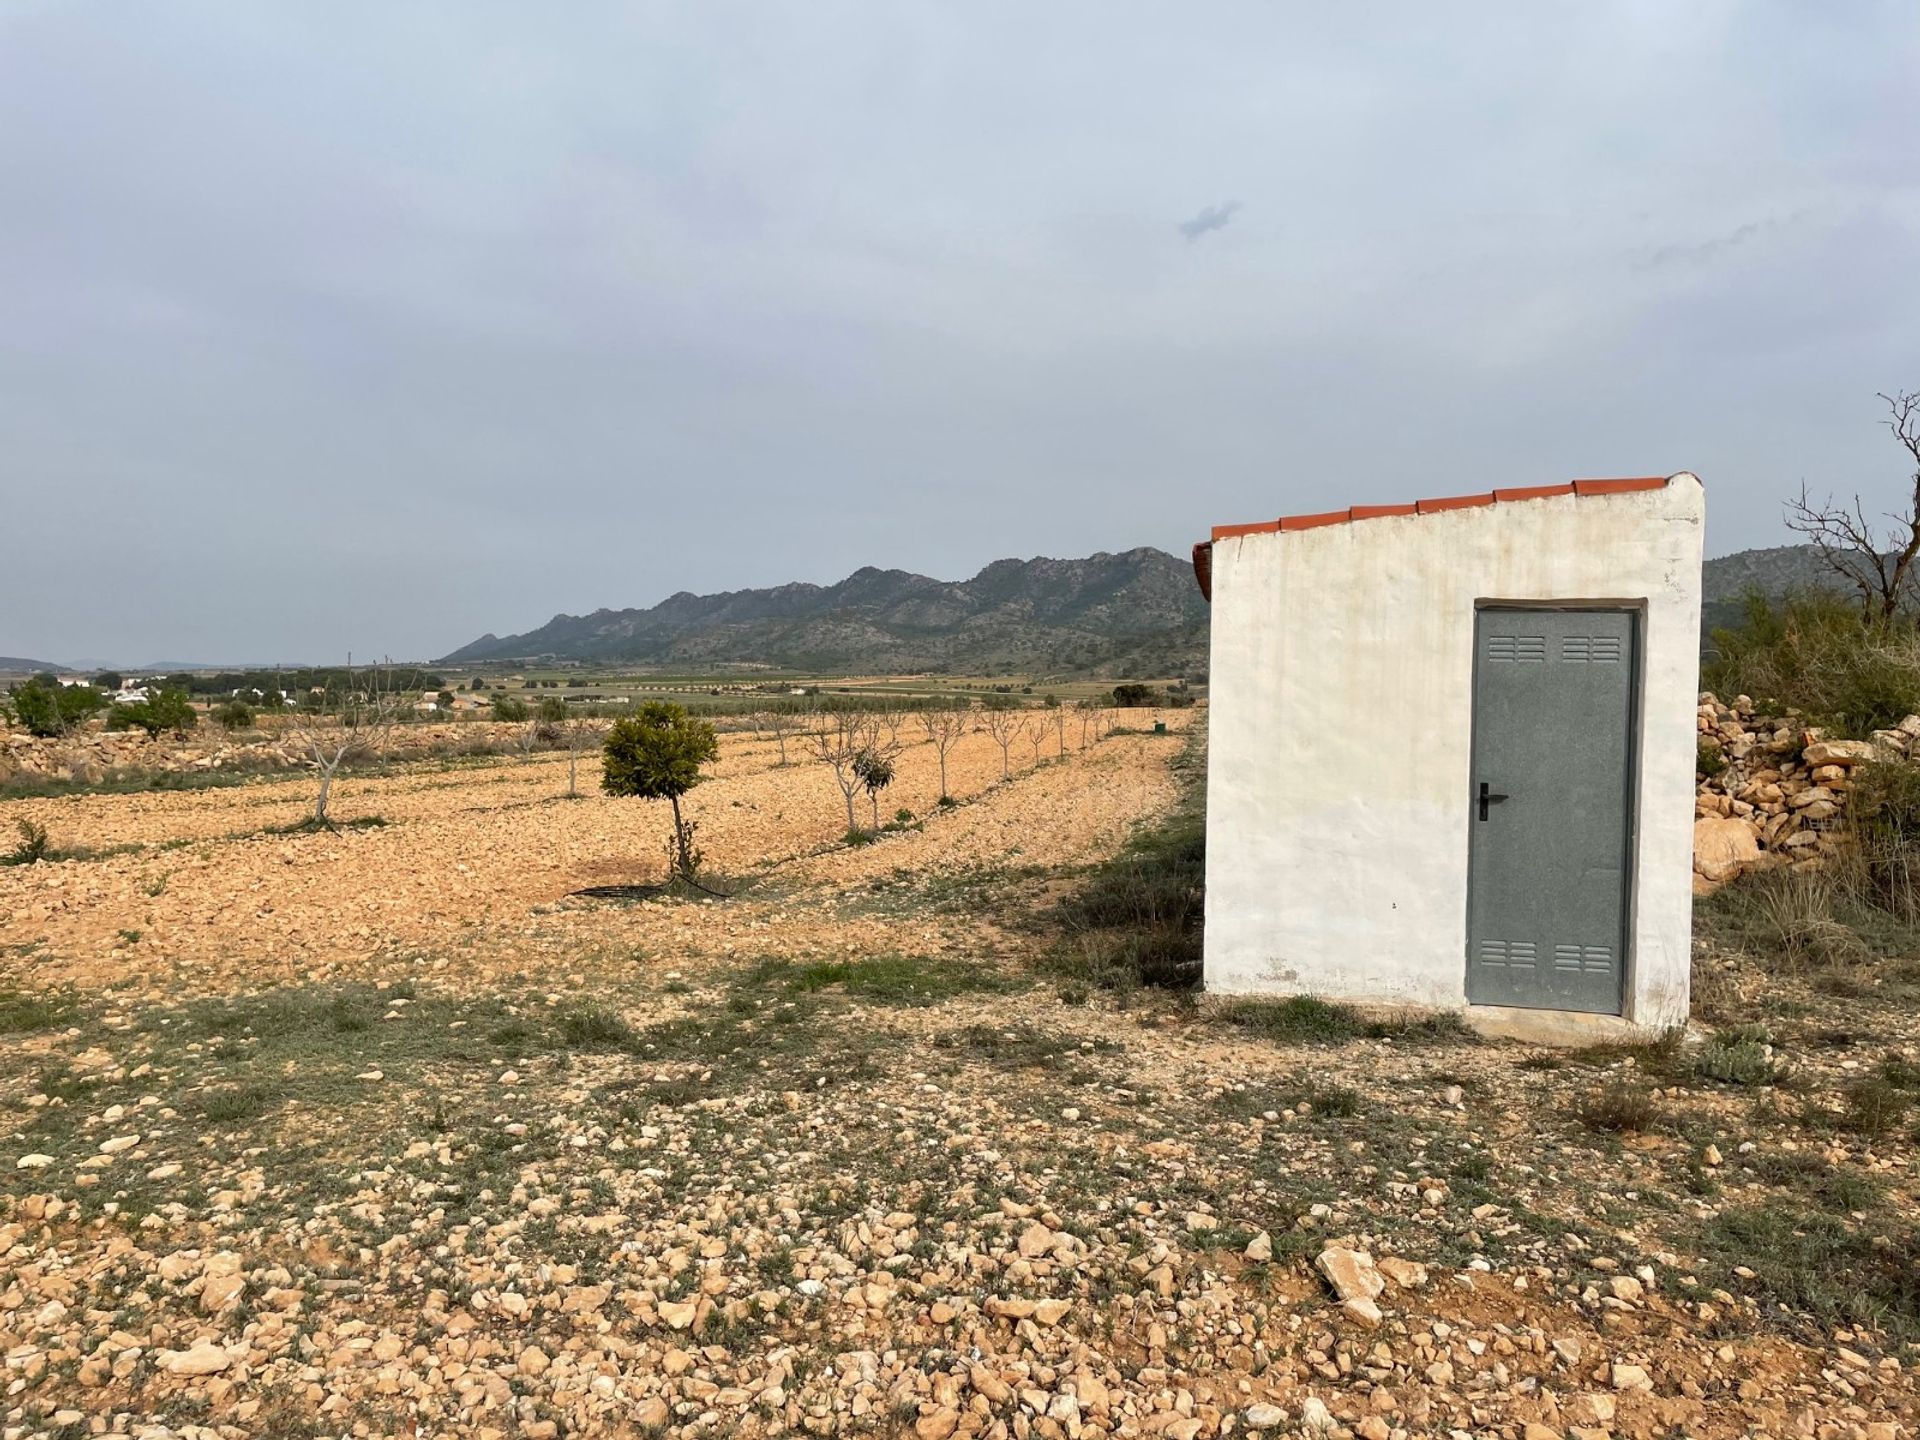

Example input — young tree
[563,714,605,798]
[491,694,530,723]
[1052,704,1068,757]
[807,708,871,832]
[1786,389,1920,624]
[290,661,414,827]
[1022,714,1048,768]
[601,702,719,883]
[852,746,896,830]
[919,709,966,803]
[766,706,795,766]
[981,705,1020,780]
[1076,700,1100,749]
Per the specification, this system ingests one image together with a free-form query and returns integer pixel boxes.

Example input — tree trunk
[568,746,578,797]
[314,765,334,825]
[669,792,686,880]
[841,782,857,832]
[938,748,948,800]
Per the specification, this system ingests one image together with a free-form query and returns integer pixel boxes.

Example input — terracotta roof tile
[1206,473,1679,544]
[1415,492,1495,515]
[1277,509,1352,532]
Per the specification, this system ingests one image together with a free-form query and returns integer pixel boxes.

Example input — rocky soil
[1,714,1917,1439]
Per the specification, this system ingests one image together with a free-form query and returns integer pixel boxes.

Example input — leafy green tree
[491,694,530,722]
[436,690,456,709]
[109,688,198,738]
[6,677,106,737]
[537,696,568,724]
[602,702,719,883]
[213,700,256,731]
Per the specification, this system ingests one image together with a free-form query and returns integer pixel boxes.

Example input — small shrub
[2,819,50,867]
[199,1083,280,1124]
[1288,1080,1363,1116]
[556,1004,636,1049]
[214,699,256,731]
[1695,1024,1787,1087]
[1841,1077,1912,1136]
[1577,1079,1662,1134]
[1697,737,1728,777]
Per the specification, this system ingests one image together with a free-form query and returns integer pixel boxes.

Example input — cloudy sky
[4,2,1918,664]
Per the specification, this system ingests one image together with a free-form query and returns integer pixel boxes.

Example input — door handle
[1478,781,1509,821]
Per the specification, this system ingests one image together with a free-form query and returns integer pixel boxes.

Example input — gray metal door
[1467,608,1636,1014]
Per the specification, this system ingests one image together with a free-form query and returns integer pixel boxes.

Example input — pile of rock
[1692,691,1920,893]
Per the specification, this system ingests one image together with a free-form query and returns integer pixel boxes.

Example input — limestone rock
[1315,1245,1385,1303]
[1693,816,1759,882]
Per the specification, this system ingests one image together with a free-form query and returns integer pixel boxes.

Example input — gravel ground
[1,713,1916,1439]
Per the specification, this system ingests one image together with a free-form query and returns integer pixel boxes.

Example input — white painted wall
[1203,475,1705,1029]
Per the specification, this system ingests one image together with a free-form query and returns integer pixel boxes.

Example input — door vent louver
[1486,634,1547,663]
[1477,939,1537,969]
[1561,635,1623,663]
[1553,943,1614,975]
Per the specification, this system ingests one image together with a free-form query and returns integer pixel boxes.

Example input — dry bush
[1704,866,1873,973]
[1576,1079,1662,1135]
[1849,758,1920,920]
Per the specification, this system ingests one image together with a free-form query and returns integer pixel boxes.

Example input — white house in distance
[1192,473,1705,1039]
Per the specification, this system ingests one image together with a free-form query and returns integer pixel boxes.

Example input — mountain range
[5,543,1872,682]
[441,548,1211,678]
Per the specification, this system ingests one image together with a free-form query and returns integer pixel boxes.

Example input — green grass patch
[1211,996,1478,1047]
[747,953,1006,1007]
[0,988,78,1034]
[1700,1204,1920,1343]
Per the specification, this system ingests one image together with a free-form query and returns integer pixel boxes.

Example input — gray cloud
[1179,201,1242,241]
[1637,212,1810,269]
[1,2,1918,665]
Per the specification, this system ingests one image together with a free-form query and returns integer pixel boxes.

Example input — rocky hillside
[441,548,1209,677]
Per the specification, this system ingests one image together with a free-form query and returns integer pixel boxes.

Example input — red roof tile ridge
[1207,474,1676,543]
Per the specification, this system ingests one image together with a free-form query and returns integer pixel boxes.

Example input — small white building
[1192,473,1705,1038]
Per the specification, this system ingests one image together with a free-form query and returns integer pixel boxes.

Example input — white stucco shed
[1193,473,1705,1038]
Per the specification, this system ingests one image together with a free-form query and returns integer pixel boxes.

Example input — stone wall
[1692,691,1920,893]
